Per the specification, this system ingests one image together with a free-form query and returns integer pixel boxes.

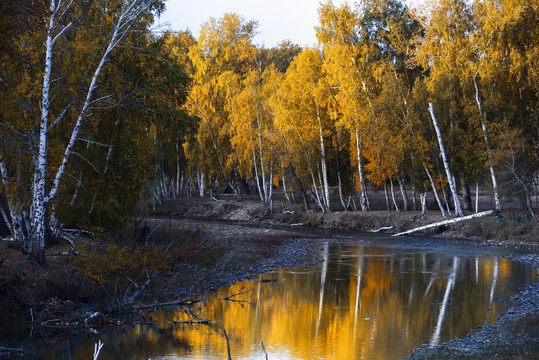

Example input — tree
[184,14,258,197]
[0,0,164,265]
[317,1,373,211]
[272,48,334,212]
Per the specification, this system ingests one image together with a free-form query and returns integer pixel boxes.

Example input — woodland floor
[0,195,538,358]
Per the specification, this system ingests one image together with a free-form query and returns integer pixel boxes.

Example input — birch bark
[428,103,464,216]
[355,128,370,211]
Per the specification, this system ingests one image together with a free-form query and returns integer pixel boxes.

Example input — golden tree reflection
[92,244,535,360]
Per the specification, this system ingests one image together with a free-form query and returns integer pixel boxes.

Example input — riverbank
[1,198,538,358]
[156,198,539,245]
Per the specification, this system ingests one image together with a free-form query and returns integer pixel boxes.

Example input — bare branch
[48,100,72,130]
[71,151,101,174]
[51,22,72,45]
[76,138,114,148]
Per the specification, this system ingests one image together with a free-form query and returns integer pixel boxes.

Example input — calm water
[38,238,536,360]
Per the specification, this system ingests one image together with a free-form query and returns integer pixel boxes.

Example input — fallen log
[126,271,159,304]
[393,210,495,237]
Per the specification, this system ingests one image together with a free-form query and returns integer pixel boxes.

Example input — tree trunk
[475,182,479,214]
[394,210,495,236]
[424,165,447,217]
[301,189,311,211]
[474,76,501,212]
[428,103,464,216]
[460,177,472,212]
[384,184,391,211]
[199,172,204,198]
[412,187,417,211]
[316,109,330,211]
[420,192,427,215]
[30,0,59,266]
[282,174,291,204]
[398,176,410,211]
[355,129,370,211]
[390,178,399,211]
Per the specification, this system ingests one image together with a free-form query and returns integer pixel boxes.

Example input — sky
[155,0,348,48]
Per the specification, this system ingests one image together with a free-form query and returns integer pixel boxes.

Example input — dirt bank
[156,198,539,245]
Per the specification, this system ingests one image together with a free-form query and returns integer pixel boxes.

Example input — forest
[0,0,537,266]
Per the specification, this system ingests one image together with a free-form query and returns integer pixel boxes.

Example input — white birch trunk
[475,182,479,214]
[428,103,464,216]
[338,170,347,211]
[424,165,447,217]
[268,163,273,206]
[252,142,264,203]
[398,176,410,211]
[474,77,501,212]
[0,156,27,247]
[199,172,204,198]
[176,143,180,199]
[256,117,270,206]
[310,168,325,212]
[355,128,370,211]
[30,0,61,265]
[390,178,399,211]
[316,108,330,211]
[0,202,12,235]
[384,184,390,211]
[420,192,427,215]
[394,210,494,236]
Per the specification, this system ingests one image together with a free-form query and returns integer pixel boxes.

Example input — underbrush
[73,224,208,303]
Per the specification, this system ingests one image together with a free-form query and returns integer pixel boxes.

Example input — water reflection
[43,242,535,360]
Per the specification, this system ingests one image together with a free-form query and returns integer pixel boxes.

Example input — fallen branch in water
[368,225,394,233]
[223,288,253,301]
[393,210,495,237]
[261,341,269,360]
[133,298,200,310]
[169,319,215,325]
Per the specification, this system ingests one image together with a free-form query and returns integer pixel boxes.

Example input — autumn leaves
[182,0,537,217]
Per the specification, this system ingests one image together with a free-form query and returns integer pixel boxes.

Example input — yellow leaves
[75,241,170,284]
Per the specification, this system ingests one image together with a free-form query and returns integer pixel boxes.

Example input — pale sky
[155,0,348,48]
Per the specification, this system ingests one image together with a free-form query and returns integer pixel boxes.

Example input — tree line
[0,0,537,265]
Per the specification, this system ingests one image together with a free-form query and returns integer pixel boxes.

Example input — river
[32,221,538,359]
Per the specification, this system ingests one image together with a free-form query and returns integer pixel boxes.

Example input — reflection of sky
[61,242,535,360]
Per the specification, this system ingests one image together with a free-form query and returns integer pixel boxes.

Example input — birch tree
[0,0,164,265]
[272,48,334,212]
[184,14,257,195]
[317,1,372,211]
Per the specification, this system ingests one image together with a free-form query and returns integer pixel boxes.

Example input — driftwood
[368,225,394,233]
[169,320,215,325]
[393,210,495,237]
[126,271,159,304]
[133,298,200,310]
[223,288,254,305]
